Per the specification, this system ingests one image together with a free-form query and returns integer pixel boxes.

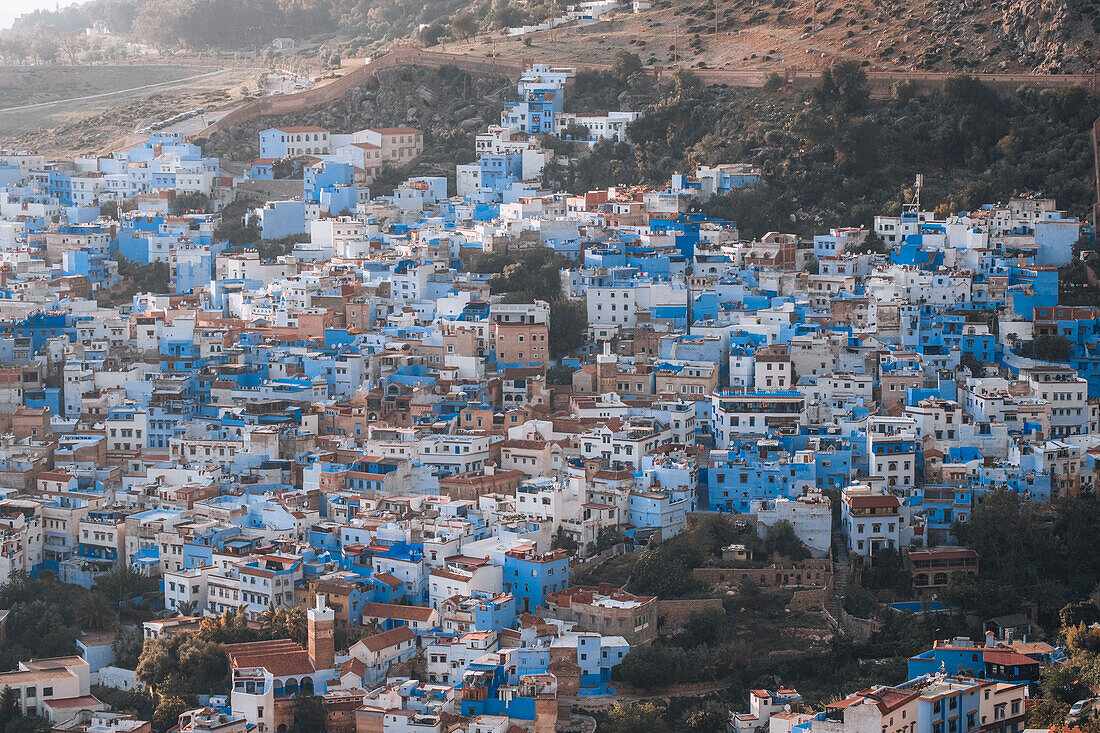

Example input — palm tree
[175,601,198,617]
[74,593,118,630]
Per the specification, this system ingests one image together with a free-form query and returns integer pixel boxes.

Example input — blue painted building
[502,547,569,614]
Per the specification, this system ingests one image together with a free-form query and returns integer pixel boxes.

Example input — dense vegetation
[134,606,310,732]
[473,248,589,357]
[949,489,1100,624]
[115,255,171,295]
[0,569,159,673]
[603,489,1100,729]
[0,689,51,733]
[593,518,971,730]
[547,62,1099,239]
[3,0,556,55]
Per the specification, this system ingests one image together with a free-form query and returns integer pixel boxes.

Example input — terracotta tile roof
[361,602,435,623]
[847,495,901,509]
[984,650,1038,666]
[358,625,416,653]
[340,657,367,678]
[224,639,316,676]
[372,573,403,587]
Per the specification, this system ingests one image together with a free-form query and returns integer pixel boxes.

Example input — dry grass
[0,67,257,154]
[0,65,214,110]
[444,0,1093,74]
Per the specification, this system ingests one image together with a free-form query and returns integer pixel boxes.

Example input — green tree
[112,628,145,669]
[289,695,327,733]
[627,545,698,598]
[0,687,21,728]
[610,50,644,82]
[552,527,579,554]
[137,633,230,697]
[152,696,190,733]
[546,364,575,385]
[1061,599,1100,630]
[1065,623,1100,655]
[451,12,478,40]
[1018,334,1074,362]
[561,122,592,141]
[959,352,985,377]
[613,645,676,688]
[548,299,587,357]
[115,256,170,295]
[860,547,913,598]
[96,566,160,605]
[680,606,726,647]
[847,230,887,255]
[74,592,119,630]
[763,520,811,561]
[813,60,869,114]
[269,606,308,646]
[605,701,668,733]
[682,700,732,731]
[168,192,212,215]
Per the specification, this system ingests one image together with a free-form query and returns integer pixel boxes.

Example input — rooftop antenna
[904,174,923,216]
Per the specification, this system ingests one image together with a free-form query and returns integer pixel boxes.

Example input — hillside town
[0,57,1095,733]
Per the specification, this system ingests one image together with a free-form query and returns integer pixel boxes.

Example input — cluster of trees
[950,489,1100,624]
[0,689,51,733]
[626,517,810,599]
[115,254,171,295]
[1027,595,1100,726]
[436,0,557,43]
[168,192,212,215]
[1017,333,1075,362]
[565,51,655,112]
[473,247,588,357]
[1058,259,1100,308]
[604,438,1100,728]
[4,0,560,52]
[130,0,333,50]
[135,605,311,732]
[0,568,158,672]
[0,33,118,65]
[212,197,260,245]
[545,60,1099,240]
[616,578,964,694]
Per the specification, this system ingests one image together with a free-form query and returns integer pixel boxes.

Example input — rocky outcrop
[1000,0,1081,72]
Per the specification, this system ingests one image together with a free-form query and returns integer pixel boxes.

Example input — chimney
[985,630,995,647]
[307,594,335,671]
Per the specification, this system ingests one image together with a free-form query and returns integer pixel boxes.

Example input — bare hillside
[448,0,1096,73]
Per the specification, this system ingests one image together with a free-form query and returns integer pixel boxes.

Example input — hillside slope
[447,0,1096,73]
[7,0,1094,73]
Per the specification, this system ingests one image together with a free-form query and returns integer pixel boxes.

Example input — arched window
[284,678,299,698]
[300,677,315,696]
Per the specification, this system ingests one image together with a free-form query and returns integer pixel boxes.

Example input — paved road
[0,67,243,114]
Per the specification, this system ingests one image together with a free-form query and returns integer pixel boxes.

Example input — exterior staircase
[826,532,850,624]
